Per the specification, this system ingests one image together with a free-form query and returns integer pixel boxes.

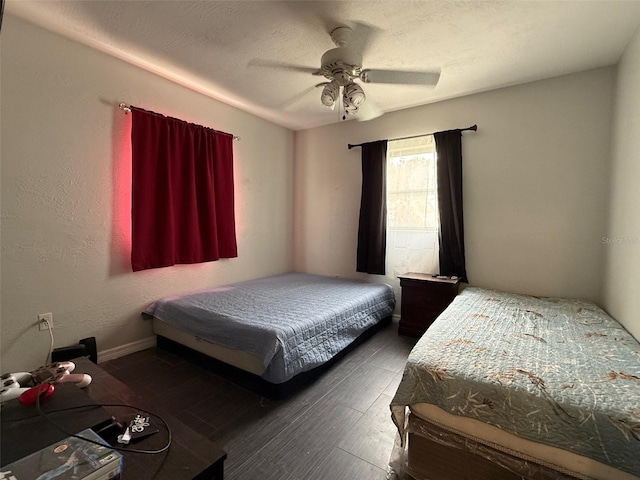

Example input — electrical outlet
[38,312,54,331]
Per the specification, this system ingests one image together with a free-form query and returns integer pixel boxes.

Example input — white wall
[1,16,294,372]
[603,26,640,341]
[294,68,614,304]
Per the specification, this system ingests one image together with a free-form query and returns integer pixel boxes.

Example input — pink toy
[31,361,92,388]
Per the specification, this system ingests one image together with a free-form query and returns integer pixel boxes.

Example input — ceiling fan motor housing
[319,47,363,83]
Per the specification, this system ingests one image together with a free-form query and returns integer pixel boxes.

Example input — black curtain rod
[118,103,241,141]
[347,124,477,150]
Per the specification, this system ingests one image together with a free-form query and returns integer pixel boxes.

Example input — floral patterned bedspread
[391,287,640,476]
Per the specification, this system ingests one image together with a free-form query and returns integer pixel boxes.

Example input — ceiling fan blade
[248,59,320,75]
[279,84,324,110]
[360,69,441,86]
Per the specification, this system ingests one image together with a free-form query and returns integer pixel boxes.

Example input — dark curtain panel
[356,140,388,275]
[434,130,468,282]
[131,108,237,271]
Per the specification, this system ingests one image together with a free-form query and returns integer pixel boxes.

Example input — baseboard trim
[98,336,157,363]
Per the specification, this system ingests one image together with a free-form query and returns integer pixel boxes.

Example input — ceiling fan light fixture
[321,80,340,108]
[343,82,366,114]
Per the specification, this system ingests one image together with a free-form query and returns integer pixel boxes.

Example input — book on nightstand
[0,428,122,480]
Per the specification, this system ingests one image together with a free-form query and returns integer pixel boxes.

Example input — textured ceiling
[7,1,640,130]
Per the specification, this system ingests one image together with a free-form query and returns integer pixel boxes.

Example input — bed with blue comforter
[145,273,395,387]
[391,287,640,479]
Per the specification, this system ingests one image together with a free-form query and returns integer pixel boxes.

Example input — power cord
[34,391,172,455]
[43,318,55,365]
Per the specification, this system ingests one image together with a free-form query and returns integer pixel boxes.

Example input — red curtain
[130,108,237,271]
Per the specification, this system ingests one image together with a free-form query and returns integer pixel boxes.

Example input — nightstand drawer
[400,304,445,323]
[398,272,461,337]
[398,305,444,336]
[401,286,453,309]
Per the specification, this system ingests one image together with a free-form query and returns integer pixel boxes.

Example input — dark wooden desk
[74,357,226,480]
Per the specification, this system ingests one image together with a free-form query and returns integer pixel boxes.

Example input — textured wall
[603,26,640,341]
[1,16,294,372]
[294,68,614,304]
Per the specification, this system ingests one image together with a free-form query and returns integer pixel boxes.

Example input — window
[385,135,439,285]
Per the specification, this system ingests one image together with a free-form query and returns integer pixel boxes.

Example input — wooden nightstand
[398,272,460,337]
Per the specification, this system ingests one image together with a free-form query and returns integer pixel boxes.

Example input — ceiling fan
[254,25,441,118]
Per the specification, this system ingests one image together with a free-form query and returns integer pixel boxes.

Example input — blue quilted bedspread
[391,287,640,476]
[145,273,395,383]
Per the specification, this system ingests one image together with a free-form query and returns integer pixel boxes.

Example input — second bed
[144,272,395,396]
[390,287,640,480]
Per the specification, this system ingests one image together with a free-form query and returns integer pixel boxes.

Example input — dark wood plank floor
[100,321,417,480]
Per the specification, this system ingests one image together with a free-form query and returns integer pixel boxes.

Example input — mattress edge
[410,403,639,480]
